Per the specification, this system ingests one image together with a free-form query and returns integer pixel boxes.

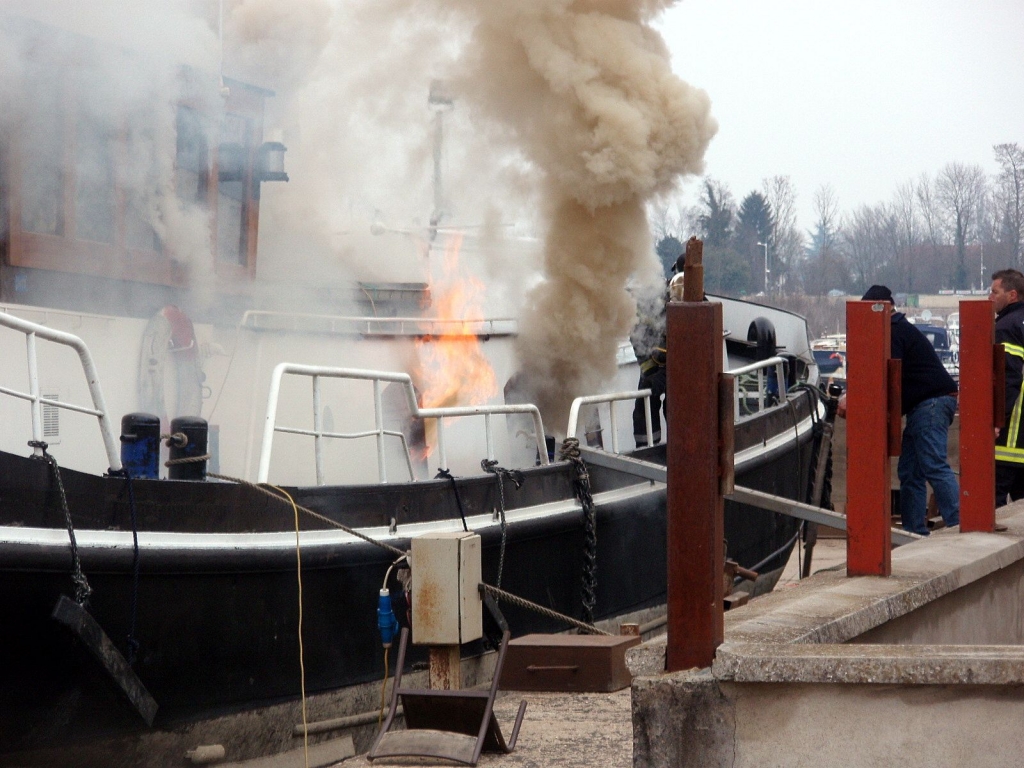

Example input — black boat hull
[0,392,819,757]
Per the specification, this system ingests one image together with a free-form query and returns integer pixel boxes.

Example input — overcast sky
[655,0,1024,231]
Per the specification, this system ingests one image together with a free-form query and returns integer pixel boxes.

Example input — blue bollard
[120,413,161,479]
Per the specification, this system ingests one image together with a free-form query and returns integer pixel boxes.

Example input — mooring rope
[204,471,407,559]
[481,459,524,591]
[29,441,92,606]
[478,583,610,636]
[434,468,470,532]
[558,437,598,624]
[209,467,609,636]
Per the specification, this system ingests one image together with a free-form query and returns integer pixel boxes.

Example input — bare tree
[844,203,888,293]
[647,192,700,243]
[805,185,845,295]
[889,181,920,292]
[994,143,1024,268]
[762,175,803,293]
[936,161,987,289]
[647,196,680,243]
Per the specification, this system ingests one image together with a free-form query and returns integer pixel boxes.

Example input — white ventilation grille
[42,392,60,440]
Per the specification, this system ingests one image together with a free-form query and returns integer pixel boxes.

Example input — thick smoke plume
[2,0,715,428]
[444,0,717,425]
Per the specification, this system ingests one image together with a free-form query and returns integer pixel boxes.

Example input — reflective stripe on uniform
[1002,344,1024,452]
[996,445,1024,464]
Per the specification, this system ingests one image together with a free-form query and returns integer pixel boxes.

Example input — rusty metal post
[665,293,725,671]
[959,300,997,532]
[846,300,895,576]
[429,647,461,690]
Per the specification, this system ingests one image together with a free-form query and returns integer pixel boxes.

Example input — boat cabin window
[176,106,210,206]
[19,66,65,238]
[216,113,254,267]
[0,18,269,293]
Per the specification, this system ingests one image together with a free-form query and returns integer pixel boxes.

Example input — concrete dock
[332,540,850,768]
[630,503,1024,767]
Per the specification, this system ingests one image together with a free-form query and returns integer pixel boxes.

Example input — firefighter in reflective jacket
[991,269,1024,505]
[631,258,685,447]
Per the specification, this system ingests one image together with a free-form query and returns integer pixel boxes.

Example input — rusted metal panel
[429,646,462,691]
[960,300,996,532]
[499,633,641,692]
[846,301,892,576]
[411,532,482,646]
[887,358,902,457]
[682,236,704,301]
[719,373,735,495]
[666,299,724,671]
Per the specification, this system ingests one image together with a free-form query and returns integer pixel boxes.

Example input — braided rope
[164,453,211,466]
[479,583,610,636]
[207,472,407,559]
[481,459,524,591]
[558,438,598,624]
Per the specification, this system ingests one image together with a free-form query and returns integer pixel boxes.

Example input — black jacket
[890,312,957,415]
[995,300,1024,462]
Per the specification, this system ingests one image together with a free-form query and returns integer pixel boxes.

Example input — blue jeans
[897,395,959,535]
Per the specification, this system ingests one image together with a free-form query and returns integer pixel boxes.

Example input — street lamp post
[756,241,770,294]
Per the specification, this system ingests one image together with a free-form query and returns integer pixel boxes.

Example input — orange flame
[415,234,498,415]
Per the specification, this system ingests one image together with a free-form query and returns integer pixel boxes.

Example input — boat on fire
[0,11,831,762]
[0,293,828,764]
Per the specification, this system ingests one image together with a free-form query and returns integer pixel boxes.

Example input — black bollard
[168,416,208,480]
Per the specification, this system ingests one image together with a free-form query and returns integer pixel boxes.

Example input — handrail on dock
[0,311,121,471]
[258,363,548,485]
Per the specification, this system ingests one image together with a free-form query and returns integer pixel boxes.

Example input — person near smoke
[838,285,959,534]
[631,254,685,447]
[989,269,1024,505]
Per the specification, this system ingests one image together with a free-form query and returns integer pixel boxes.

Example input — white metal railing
[240,310,518,338]
[0,311,122,471]
[728,355,789,420]
[565,389,653,454]
[566,357,790,454]
[258,364,549,485]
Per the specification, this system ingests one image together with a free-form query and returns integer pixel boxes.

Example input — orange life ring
[138,305,205,423]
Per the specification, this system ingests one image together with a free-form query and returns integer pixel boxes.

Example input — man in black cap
[845,285,960,534]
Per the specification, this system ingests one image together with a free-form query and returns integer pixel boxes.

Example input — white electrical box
[410,531,483,645]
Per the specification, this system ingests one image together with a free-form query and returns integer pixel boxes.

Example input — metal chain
[481,460,524,591]
[29,441,92,605]
[558,438,598,624]
[479,583,610,636]
[207,472,408,559]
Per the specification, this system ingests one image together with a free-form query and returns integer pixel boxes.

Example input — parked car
[916,324,958,380]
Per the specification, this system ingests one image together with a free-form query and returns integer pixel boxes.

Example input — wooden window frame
[1,40,267,289]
